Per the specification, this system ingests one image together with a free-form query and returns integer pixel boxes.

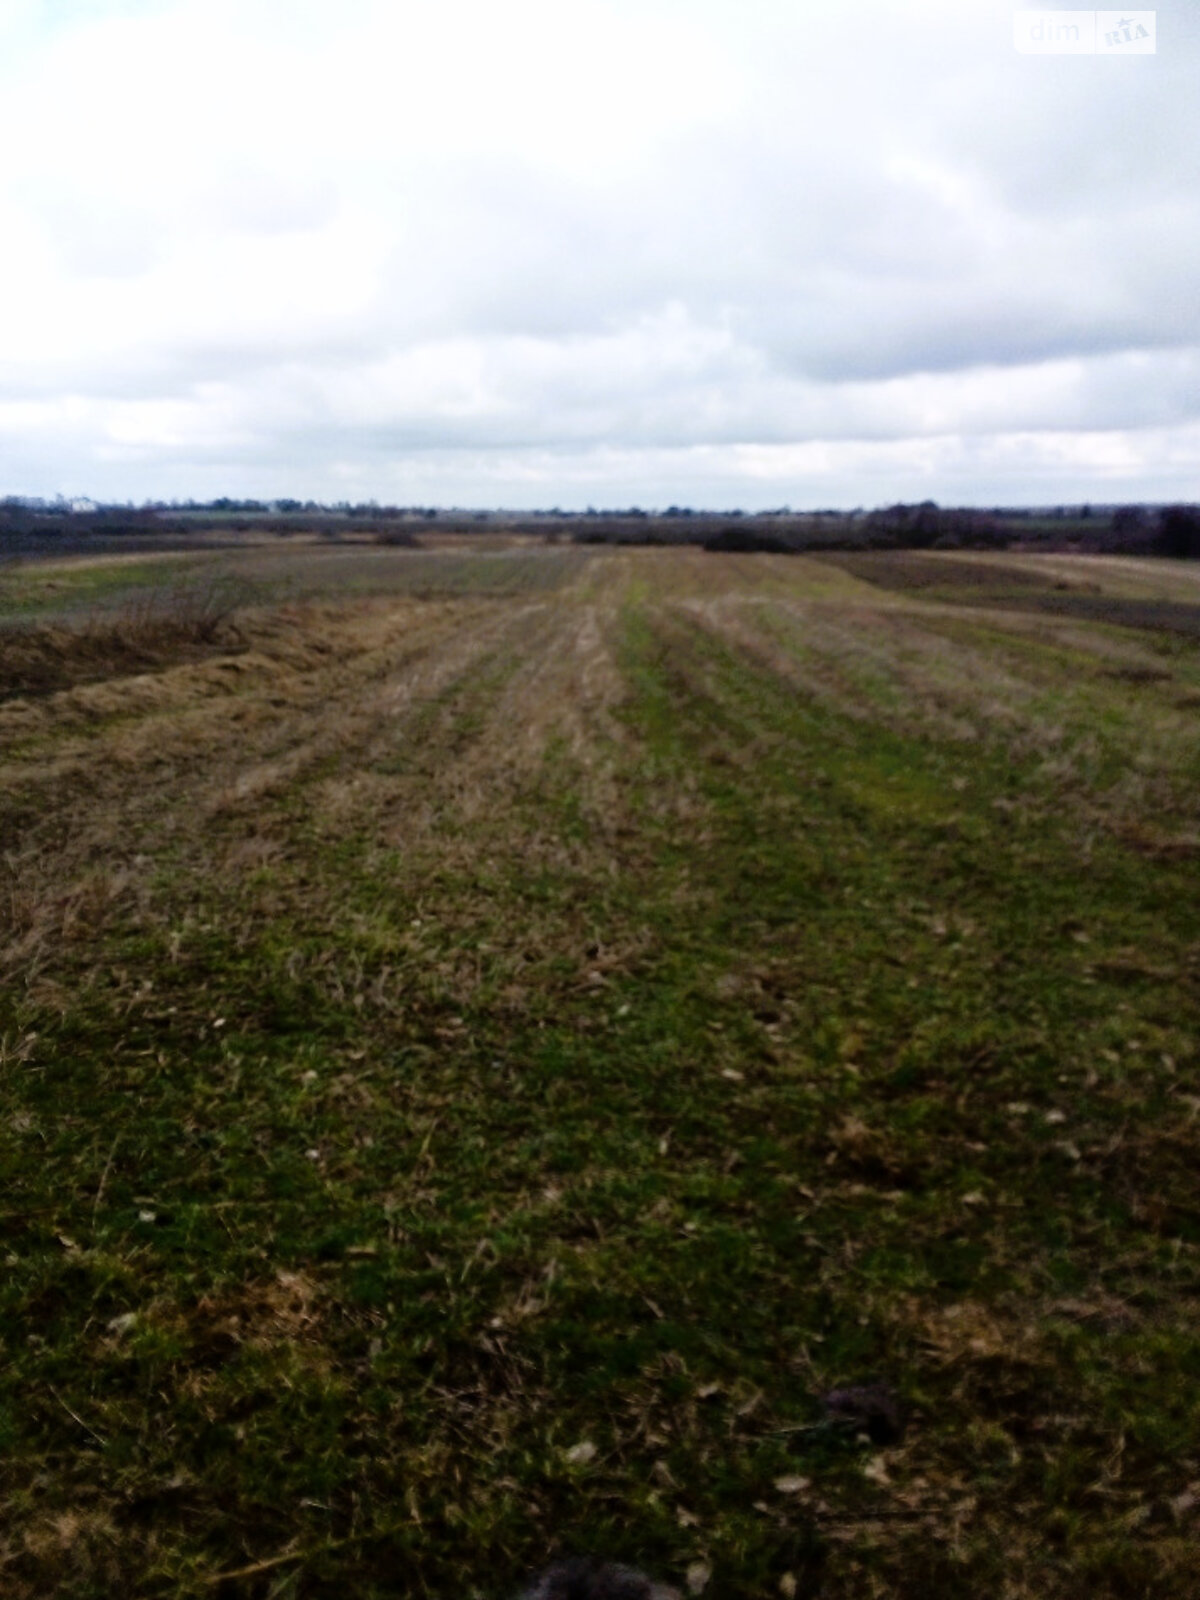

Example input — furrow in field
[673,590,1032,741]
[0,596,558,979]
[305,591,633,866]
[666,586,1200,831]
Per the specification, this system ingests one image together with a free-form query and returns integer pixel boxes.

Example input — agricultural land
[1,540,1199,1598]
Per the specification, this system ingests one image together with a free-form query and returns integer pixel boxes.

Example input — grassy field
[1,542,1198,1598]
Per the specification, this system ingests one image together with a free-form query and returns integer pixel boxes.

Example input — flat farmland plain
[1,543,1199,1598]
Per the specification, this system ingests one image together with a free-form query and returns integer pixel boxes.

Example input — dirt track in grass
[1,544,1198,1598]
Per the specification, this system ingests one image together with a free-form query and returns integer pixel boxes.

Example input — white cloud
[0,0,1197,505]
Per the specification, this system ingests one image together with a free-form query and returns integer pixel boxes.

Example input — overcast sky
[1,0,1198,508]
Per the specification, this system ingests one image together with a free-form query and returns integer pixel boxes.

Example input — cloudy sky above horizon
[1,0,1198,509]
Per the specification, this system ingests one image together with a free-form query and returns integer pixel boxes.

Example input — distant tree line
[2,495,1199,559]
[1114,504,1200,559]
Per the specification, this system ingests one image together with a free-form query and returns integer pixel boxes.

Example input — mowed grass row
[1,547,1198,1598]
[0,542,588,628]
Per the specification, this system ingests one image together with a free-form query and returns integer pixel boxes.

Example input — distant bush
[864,502,1006,550]
[1111,505,1148,544]
[869,500,942,548]
[701,525,793,554]
[1157,505,1200,559]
